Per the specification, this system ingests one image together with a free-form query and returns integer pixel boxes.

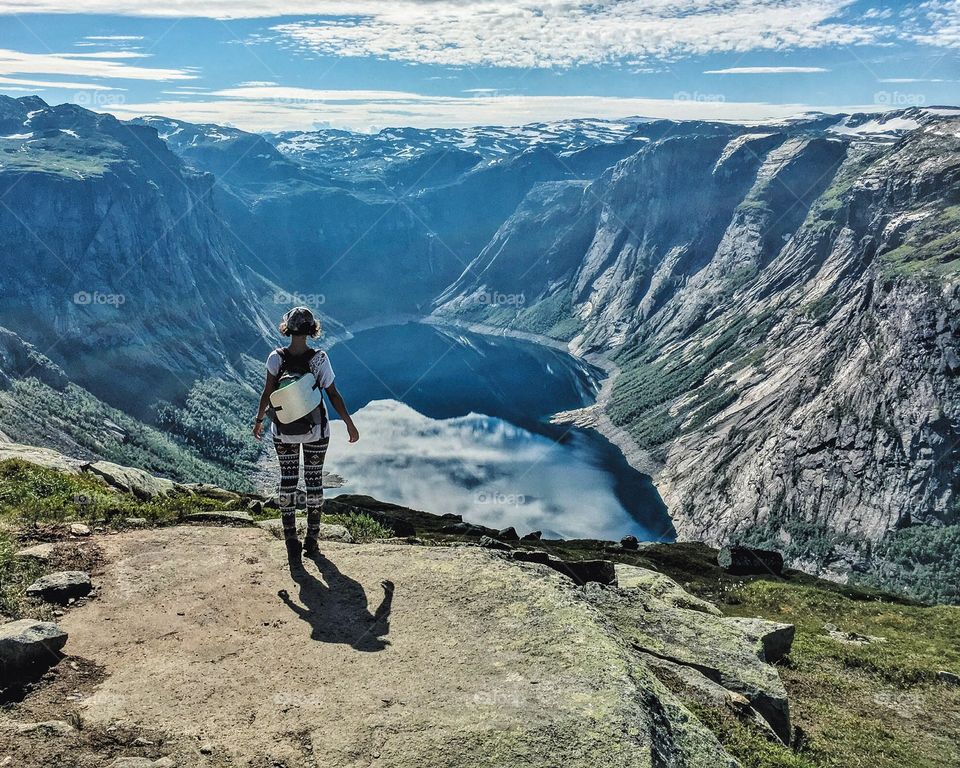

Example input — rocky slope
[0,96,277,416]
[0,447,792,767]
[433,108,960,581]
[2,448,959,768]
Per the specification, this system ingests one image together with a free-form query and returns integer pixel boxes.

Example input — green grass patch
[0,458,235,529]
[324,511,393,543]
[879,205,960,278]
[0,378,253,491]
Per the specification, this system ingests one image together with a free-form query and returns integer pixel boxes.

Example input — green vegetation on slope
[880,205,960,278]
[0,132,124,179]
[154,376,261,469]
[0,378,256,491]
[607,310,775,455]
[612,542,960,768]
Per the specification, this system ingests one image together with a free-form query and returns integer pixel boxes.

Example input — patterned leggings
[273,437,329,541]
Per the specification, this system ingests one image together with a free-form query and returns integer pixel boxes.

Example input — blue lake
[322,322,674,542]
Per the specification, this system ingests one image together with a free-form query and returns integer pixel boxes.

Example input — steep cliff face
[0,97,273,415]
[434,110,960,569]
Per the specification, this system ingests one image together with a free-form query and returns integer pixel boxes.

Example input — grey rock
[0,619,68,680]
[639,651,783,743]
[185,510,255,526]
[246,499,264,515]
[619,535,640,550]
[26,571,92,603]
[615,564,723,616]
[725,617,796,663]
[2,719,75,736]
[520,530,542,541]
[584,585,792,743]
[69,522,91,536]
[478,536,512,551]
[497,526,520,541]
[441,521,486,536]
[124,517,149,527]
[15,542,57,562]
[84,460,176,500]
[937,670,960,686]
[511,550,553,565]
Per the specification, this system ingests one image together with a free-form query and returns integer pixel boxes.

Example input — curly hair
[279,307,322,338]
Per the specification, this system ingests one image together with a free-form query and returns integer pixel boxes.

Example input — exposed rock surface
[615,563,722,615]
[25,571,92,604]
[43,525,742,767]
[0,619,68,682]
[584,583,793,743]
[85,461,176,500]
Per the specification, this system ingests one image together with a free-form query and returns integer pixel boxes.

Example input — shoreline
[422,316,664,479]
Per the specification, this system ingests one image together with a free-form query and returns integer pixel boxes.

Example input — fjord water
[323,322,673,541]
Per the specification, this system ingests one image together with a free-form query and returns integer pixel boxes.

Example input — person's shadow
[279,547,393,652]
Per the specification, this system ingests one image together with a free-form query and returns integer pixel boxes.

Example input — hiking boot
[303,536,320,556]
[284,537,302,559]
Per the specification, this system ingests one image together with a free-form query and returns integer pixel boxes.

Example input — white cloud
[84,35,145,41]
[61,51,150,59]
[0,48,196,81]
[271,1,889,68]
[0,1,915,68]
[878,77,955,83]
[0,75,115,90]
[326,400,641,540]
[704,66,830,74]
[93,87,878,131]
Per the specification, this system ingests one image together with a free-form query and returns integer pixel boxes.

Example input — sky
[0,0,958,131]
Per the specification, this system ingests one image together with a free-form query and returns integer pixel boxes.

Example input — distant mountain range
[1,94,957,597]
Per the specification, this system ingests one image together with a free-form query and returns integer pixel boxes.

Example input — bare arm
[325,382,359,442]
[253,371,278,440]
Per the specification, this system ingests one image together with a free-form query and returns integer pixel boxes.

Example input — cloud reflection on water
[326,399,649,540]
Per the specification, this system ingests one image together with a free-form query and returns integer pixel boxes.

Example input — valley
[0,95,957,602]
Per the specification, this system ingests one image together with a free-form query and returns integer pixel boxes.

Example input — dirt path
[2,526,730,767]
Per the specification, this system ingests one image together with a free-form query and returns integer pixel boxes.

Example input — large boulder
[26,571,92,603]
[615,564,723,616]
[584,584,793,743]
[725,617,796,663]
[0,441,84,474]
[84,461,176,500]
[0,619,68,682]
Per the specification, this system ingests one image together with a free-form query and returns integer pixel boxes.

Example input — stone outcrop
[25,571,92,604]
[0,619,68,683]
[583,582,794,743]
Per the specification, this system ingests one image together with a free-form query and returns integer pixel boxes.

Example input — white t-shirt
[266,348,335,443]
